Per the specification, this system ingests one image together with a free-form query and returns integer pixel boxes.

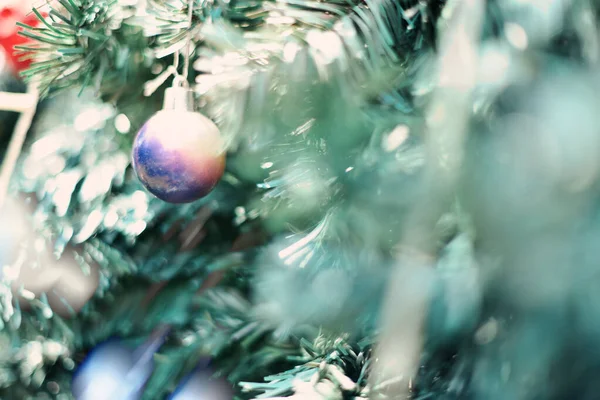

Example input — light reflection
[115,114,131,133]
[74,106,114,132]
[505,23,528,50]
[383,125,409,152]
[278,214,329,261]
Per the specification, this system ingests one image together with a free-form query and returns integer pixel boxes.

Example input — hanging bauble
[169,362,232,400]
[72,326,171,400]
[132,83,226,203]
[0,197,100,318]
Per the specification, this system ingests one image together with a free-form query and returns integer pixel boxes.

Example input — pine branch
[2,87,267,398]
[191,0,445,100]
[153,0,442,52]
[19,0,154,100]
[18,0,445,104]
[240,334,372,399]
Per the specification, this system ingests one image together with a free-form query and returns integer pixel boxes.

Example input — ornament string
[144,0,195,96]
[174,50,180,71]
[182,0,195,86]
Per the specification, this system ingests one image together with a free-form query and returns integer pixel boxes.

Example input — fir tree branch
[240,334,371,399]
[18,0,444,104]
[19,0,154,102]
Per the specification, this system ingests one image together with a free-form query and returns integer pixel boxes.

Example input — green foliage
[0,91,260,397]
[5,0,600,399]
[0,0,520,399]
[3,0,450,397]
[241,335,372,399]
[18,0,154,102]
[19,0,443,104]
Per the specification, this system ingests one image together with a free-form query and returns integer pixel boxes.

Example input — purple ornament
[132,109,225,203]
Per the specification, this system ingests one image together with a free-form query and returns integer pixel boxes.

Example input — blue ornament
[132,86,225,204]
[72,326,171,400]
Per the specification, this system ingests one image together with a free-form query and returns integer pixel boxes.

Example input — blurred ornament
[169,362,232,400]
[0,1,45,74]
[132,82,225,204]
[13,244,100,317]
[0,197,100,317]
[72,325,171,400]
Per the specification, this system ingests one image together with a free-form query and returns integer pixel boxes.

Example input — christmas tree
[2,0,600,399]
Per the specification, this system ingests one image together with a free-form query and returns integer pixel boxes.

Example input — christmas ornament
[0,197,100,318]
[0,1,45,73]
[133,0,225,204]
[132,82,225,203]
[169,362,232,400]
[72,326,171,400]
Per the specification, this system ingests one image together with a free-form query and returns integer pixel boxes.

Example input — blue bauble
[71,340,153,400]
[72,327,170,400]
[132,110,225,203]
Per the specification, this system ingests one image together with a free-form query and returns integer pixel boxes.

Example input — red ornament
[0,4,44,74]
